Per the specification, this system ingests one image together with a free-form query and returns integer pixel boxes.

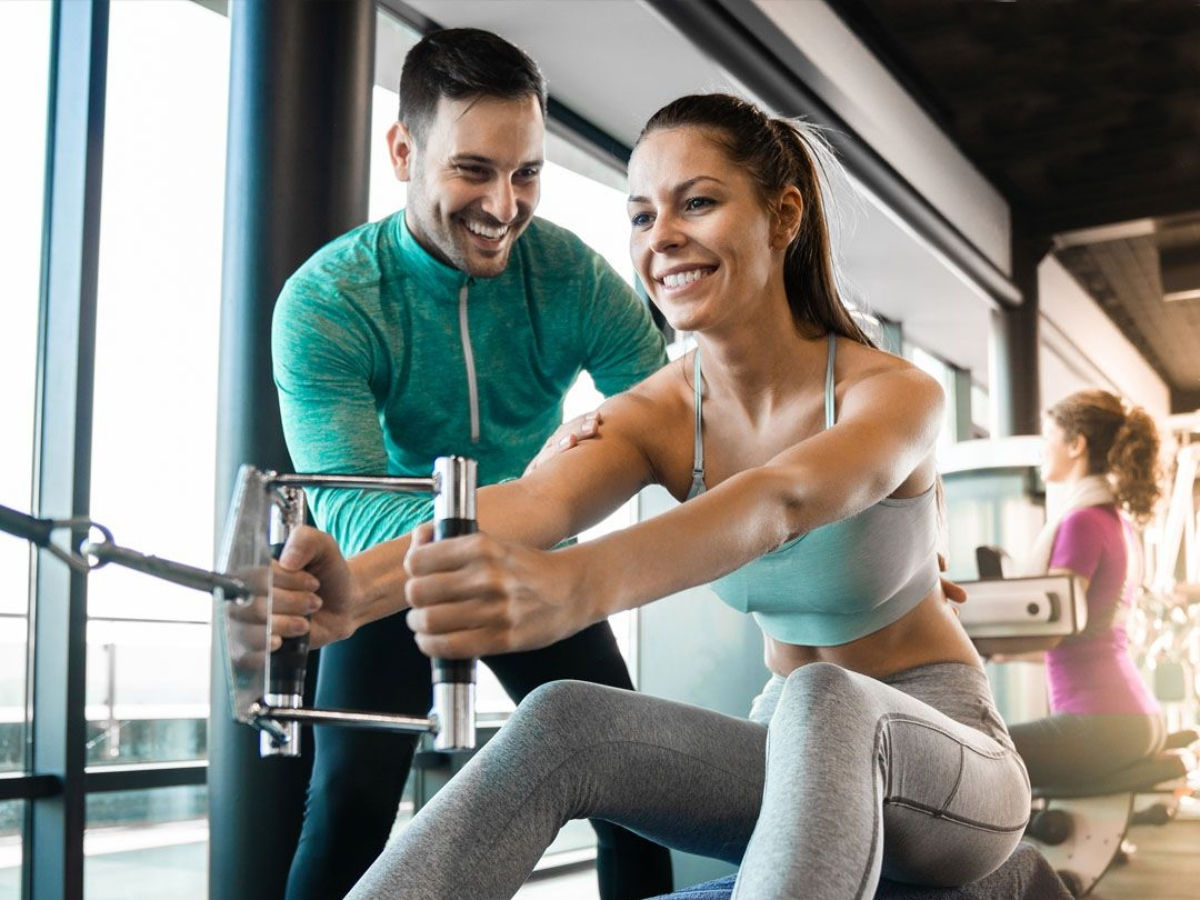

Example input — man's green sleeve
[579,254,668,398]
[272,279,433,555]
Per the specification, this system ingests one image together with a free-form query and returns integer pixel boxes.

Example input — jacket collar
[393,210,470,292]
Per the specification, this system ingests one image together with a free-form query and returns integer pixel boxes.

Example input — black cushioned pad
[649,842,1072,899]
[1032,751,1188,800]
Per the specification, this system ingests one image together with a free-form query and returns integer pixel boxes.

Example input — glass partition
[85,786,206,900]
[370,13,643,716]
[0,0,52,779]
[85,0,230,779]
[0,800,21,900]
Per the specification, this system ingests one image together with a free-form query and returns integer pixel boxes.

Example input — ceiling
[400,0,998,384]
[828,0,1200,411]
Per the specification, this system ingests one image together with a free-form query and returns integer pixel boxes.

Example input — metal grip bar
[260,487,309,758]
[249,702,435,734]
[84,539,250,597]
[430,456,478,752]
[0,504,55,547]
[1,504,113,574]
[269,474,435,493]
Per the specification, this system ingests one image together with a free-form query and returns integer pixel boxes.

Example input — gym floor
[1090,816,1200,900]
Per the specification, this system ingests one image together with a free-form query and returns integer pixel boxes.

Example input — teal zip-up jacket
[272,211,667,555]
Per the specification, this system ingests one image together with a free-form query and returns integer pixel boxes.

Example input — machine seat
[650,842,1072,899]
[1032,739,1196,801]
[1163,728,1199,750]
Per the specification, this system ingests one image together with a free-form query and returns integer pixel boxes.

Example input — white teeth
[465,220,508,240]
[661,269,710,288]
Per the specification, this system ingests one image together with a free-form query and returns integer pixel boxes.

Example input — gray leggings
[1008,712,1166,788]
[348,662,1030,900]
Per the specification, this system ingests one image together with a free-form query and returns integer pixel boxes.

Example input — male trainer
[272,27,672,900]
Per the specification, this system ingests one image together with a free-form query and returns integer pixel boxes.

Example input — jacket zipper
[458,282,480,443]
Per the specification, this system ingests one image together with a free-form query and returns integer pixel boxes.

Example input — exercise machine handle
[259,487,310,758]
[430,457,478,752]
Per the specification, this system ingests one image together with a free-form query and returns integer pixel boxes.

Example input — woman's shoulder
[835,334,912,369]
[593,353,697,490]
[606,353,694,420]
[1057,504,1122,542]
[1061,503,1121,526]
[835,339,943,413]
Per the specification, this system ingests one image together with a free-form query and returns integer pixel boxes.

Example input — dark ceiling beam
[1037,191,1200,237]
[646,0,1022,309]
[1171,386,1200,416]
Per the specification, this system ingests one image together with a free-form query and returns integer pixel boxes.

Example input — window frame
[12,4,216,898]
[14,2,660,896]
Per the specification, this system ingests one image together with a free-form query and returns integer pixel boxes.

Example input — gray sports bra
[687,334,940,646]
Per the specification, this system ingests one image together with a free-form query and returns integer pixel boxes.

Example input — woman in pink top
[1008,389,1166,786]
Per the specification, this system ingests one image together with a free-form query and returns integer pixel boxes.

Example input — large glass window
[369,14,644,715]
[908,344,960,452]
[84,786,206,899]
[0,0,51,778]
[368,16,644,876]
[86,0,229,783]
[0,800,22,900]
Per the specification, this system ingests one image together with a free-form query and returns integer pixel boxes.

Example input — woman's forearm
[569,467,799,621]
[346,534,415,628]
[341,476,586,631]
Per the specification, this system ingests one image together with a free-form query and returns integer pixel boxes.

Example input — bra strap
[824,332,837,429]
[690,349,705,496]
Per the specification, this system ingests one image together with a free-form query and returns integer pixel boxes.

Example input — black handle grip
[0,504,55,548]
[432,518,477,684]
[269,542,310,696]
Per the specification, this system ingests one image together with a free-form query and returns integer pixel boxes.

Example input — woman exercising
[1003,390,1166,786]
[275,93,1030,899]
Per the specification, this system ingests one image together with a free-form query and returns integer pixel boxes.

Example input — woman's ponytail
[1109,404,1162,523]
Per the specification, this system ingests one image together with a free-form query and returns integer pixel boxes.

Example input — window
[971,381,991,440]
[368,13,645,873]
[0,801,22,900]
[84,787,206,899]
[369,14,644,715]
[80,0,228,890]
[0,0,51,780]
[86,0,228,754]
[908,344,959,452]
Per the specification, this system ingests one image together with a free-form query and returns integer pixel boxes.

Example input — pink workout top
[1045,504,1159,716]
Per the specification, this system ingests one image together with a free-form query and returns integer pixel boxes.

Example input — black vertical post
[991,230,1048,437]
[209,2,375,898]
[27,2,108,898]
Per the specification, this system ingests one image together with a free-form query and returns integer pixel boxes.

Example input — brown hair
[399,28,547,147]
[636,94,874,347]
[1046,390,1162,522]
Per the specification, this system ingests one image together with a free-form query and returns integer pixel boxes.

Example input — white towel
[1024,475,1116,575]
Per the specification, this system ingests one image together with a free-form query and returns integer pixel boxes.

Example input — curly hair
[1046,390,1162,523]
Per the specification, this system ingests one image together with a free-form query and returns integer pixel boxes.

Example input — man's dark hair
[399,28,548,146]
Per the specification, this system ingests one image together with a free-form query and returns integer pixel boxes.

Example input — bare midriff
[763,587,982,681]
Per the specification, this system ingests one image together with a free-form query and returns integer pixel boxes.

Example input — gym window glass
[2,4,47,894]
[0,801,21,900]
[83,1,229,895]
[370,11,641,719]
[0,0,51,802]
[908,344,960,452]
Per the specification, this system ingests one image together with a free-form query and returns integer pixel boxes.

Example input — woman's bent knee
[508,679,619,744]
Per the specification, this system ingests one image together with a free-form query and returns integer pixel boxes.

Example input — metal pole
[991,230,1048,437]
[210,2,375,897]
